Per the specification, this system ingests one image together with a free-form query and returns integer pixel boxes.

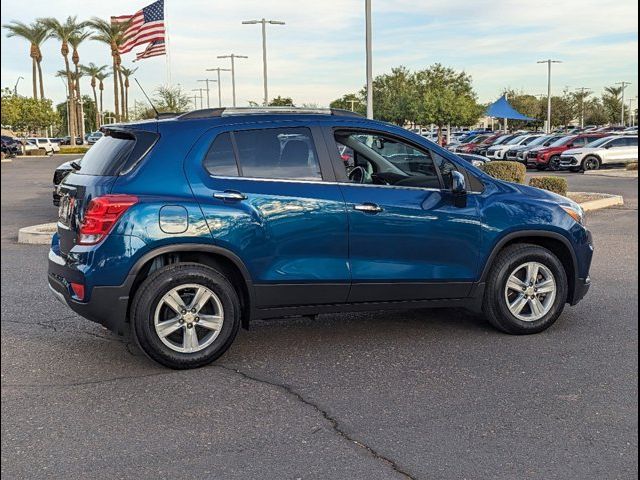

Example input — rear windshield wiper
[70,161,81,171]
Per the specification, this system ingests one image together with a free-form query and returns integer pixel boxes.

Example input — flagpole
[164,0,172,85]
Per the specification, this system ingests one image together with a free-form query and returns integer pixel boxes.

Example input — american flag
[134,39,166,61]
[112,0,165,55]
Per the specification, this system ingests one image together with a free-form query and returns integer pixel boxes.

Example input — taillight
[77,194,138,245]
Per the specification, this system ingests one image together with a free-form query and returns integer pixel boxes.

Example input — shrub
[59,146,90,154]
[25,148,47,156]
[529,176,568,196]
[481,161,526,184]
[626,162,638,171]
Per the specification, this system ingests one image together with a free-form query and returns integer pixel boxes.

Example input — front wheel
[547,155,561,171]
[482,244,568,334]
[581,156,600,171]
[131,263,241,369]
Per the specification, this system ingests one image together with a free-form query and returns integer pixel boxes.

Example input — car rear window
[76,129,158,176]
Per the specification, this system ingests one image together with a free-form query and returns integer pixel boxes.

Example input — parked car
[27,137,59,154]
[1,135,21,157]
[87,131,104,144]
[49,107,593,369]
[528,134,606,170]
[61,136,84,145]
[514,135,565,164]
[503,134,545,161]
[455,152,490,168]
[473,133,517,157]
[560,135,638,171]
[22,139,40,153]
[486,134,540,160]
[448,134,493,153]
[52,158,82,206]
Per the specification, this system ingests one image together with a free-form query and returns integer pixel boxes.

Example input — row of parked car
[1,131,104,157]
[446,126,638,171]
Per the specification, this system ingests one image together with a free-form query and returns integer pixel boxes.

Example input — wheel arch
[126,244,254,329]
[480,231,578,303]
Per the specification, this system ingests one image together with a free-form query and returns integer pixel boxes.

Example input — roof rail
[176,107,364,120]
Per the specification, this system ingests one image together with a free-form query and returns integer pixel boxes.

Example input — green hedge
[24,148,48,156]
[529,176,568,196]
[481,161,526,184]
[59,146,90,154]
[626,162,638,171]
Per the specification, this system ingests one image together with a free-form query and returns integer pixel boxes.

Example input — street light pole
[206,67,232,107]
[192,88,205,109]
[537,59,562,133]
[365,0,373,119]
[616,81,631,126]
[242,18,285,106]
[575,87,592,129]
[217,54,248,107]
[198,79,217,108]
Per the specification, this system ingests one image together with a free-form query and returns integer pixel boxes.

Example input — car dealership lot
[1,157,638,479]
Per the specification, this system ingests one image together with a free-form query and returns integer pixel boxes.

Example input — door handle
[213,190,247,201]
[353,203,383,213]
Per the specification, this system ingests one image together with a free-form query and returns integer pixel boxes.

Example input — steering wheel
[348,166,367,184]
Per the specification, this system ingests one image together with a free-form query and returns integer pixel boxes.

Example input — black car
[52,158,81,206]
[61,136,85,145]
[1,135,21,157]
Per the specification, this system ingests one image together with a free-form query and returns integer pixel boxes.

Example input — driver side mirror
[451,171,467,208]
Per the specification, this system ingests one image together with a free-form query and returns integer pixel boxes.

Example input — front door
[325,128,483,303]
[185,123,350,308]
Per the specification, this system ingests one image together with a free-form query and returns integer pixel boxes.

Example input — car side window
[626,137,638,147]
[333,131,442,190]
[203,132,239,177]
[608,138,627,148]
[233,127,322,180]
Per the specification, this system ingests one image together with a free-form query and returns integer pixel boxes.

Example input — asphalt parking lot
[1,156,638,479]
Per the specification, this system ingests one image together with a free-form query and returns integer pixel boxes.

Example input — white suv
[27,138,60,154]
[560,135,638,171]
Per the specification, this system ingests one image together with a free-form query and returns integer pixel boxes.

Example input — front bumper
[571,276,591,305]
[560,155,580,167]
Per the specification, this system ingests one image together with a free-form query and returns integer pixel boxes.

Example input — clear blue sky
[1,0,638,109]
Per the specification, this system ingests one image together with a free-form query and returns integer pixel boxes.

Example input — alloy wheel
[504,262,557,322]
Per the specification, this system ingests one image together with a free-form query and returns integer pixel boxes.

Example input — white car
[486,134,541,160]
[27,137,58,154]
[560,135,638,171]
[87,131,104,145]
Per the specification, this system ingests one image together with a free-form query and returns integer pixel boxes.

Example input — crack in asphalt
[1,315,122,342]
[2,370,175,389]
[217,365,417,480]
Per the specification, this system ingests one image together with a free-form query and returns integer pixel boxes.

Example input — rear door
[185,122,350,308]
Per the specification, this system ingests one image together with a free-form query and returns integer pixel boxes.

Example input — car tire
[131,262,241,369]
[547,155,561,171]
[569,167,581,173]
[482,243,568,335]
[581,156,600,171]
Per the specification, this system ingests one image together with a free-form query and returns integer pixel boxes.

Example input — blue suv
[49,108,593,369]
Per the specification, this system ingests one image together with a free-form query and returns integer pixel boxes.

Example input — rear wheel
[581,156,600,171]
[482,244,568,334]
[131,263,240,369]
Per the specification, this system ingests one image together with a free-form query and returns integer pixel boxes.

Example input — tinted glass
[609,138,628,147]
[433,153,459,189]
[572,137,589,147]
[549,136,574,147]
[626,137,638,146]
[585,137,609,148]
[76,131,135,176]
[234,127,321,180]
[203,132,238,176]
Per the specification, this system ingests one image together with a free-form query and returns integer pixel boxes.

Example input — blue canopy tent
[485,95,535,130]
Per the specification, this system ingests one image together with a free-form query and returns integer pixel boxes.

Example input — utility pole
[206,67,232,107]
[217,54,248,107]
[537,59,562,133]
[347,99,359,112]
[365,0,373,119]
[616,81,631,126]
[574,87,592,129]
[242,18,285,106]
[192,88,205,109]
[198,79,216,108]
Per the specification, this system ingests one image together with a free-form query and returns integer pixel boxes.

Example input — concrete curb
[570,192,625,212]
[584,170,638,178]
[17,223,57,245]
[1,158,13,163]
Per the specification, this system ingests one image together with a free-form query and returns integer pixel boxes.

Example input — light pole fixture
[217,54,248,107]
[242,18,285,106]
[537,59,562,133]
[616,81,632,126]
[198,79,217,109]
[365,0,373,119]
[192,88,205,109]
[574,87,592,129]
[206,67,232,107]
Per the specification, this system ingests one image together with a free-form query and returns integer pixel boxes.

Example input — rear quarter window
[76,130,158,176]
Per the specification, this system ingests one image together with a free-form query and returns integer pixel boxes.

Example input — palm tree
[119,66,138,121]
[88,18,130,122]
[3,21,49,99]
[69,30,91,137]
[82,63,109,127]
[56,70,84,136]
[95,70,111,120]
[40,16,84,145]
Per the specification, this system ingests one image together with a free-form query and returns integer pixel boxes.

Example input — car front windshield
[549,136,574,147]
[584,137,610,148]
[493,135,511,145]
[527,136,549,147]
[507,135,527,145]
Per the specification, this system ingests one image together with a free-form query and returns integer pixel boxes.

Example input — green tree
[56,94,97,136]
[268,96,295,106]
[132,85,192,119]
[119,66,138,120]
[1,90,59,134]
[602,86,623,124]
[3,21,49,99]
[81,63,109,128]
[330,93,366,115]
[368,66,418,126]
[39,16,84,145]
[414,64,483,143]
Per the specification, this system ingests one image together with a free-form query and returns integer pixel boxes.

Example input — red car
[529,134,606,171]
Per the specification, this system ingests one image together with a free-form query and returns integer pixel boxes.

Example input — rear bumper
[48,251,131,337]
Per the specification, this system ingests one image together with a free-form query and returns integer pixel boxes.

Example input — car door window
[234,127,321,181]
[608,138,627,148]
[333,131,442,190]
[625,137,637,147]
